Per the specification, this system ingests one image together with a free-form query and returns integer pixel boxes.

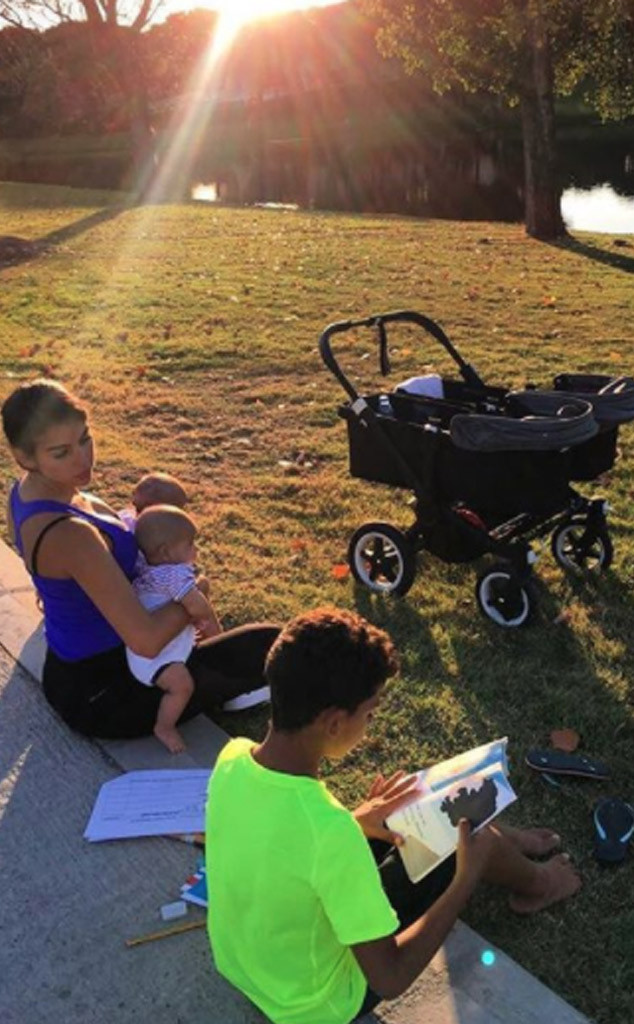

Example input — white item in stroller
[397,374,445,399]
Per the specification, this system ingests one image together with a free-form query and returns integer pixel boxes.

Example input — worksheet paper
[83,769,212,842]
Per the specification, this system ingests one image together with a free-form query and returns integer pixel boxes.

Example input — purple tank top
[10,481,139,662]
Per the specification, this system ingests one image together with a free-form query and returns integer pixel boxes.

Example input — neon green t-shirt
[206,737,398,1024]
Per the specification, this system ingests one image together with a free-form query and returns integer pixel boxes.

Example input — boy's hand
[353,771,421,847]
[455,819,496,887]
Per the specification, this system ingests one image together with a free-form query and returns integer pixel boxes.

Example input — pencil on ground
[125,918,206,948]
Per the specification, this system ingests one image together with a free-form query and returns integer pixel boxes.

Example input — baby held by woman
[125,474,221,753]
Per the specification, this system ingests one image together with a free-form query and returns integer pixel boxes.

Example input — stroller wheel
[476,564,532,628]
[348,522,416,597]
[551,517,613,573]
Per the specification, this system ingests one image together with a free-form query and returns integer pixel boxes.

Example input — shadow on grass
[0,204,127,271]
[550,234,634,274]
[353,583,447,678]
[340,535,634,1023]
[345,561,634,1021]
[414,563,634,1024]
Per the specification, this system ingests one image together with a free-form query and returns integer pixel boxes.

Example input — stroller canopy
[554,374,634,425]
[450,393,598,453]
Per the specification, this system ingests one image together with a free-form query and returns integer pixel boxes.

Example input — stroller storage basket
[341,392,595,517]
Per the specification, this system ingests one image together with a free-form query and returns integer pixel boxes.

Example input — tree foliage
[362,0,634,119]
[360,0,634,237]
[556,0,634,120]
[0,9,220,135]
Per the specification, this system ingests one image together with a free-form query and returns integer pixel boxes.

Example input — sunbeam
[141,11,240,204]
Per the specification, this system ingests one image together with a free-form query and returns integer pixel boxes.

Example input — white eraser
[160,900,188,922]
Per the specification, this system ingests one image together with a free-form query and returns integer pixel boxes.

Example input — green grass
[2,181,634,1022]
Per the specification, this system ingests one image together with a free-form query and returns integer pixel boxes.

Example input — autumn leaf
[550,728,580,753]
[331,564,350,580]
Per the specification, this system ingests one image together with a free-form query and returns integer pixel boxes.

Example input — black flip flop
[593,798,634,864]
[526,748,610,780]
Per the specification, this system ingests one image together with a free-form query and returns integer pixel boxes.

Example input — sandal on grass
[593,798,634,864]
[526,748,609,780]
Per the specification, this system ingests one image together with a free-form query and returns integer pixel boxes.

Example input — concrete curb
[0,539,593,1024]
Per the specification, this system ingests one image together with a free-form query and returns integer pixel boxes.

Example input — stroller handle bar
[319,310,485,402]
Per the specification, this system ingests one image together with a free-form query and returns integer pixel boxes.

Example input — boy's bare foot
[509,854,581,914]
[154,724,187,754]
[504,825,561,857]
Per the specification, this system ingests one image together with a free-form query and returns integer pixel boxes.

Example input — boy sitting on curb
[205,607,580,1024]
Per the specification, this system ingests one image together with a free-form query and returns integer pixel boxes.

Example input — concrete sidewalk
[0,540,594,1024]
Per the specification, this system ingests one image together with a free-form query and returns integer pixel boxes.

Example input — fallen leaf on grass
[553,608,573,625]
[19,344,41,358]
[290,539,308,552]
[550,728,580,752]
[331,564,350,580]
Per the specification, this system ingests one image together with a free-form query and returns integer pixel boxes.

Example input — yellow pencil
[125,918,207,948]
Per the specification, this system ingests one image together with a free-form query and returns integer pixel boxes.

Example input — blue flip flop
[526,748,610,780]
[593,797,634,864]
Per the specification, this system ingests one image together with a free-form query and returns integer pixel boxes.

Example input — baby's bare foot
[509,854,581,914]
[154,724,186,754]
[509,826,561,857]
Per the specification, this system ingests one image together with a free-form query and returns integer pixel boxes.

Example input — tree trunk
[519,2,565,240]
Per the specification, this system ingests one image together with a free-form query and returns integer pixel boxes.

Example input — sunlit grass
[1,184,634,1022]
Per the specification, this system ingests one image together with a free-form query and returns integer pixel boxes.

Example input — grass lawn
[2,180,634,1022]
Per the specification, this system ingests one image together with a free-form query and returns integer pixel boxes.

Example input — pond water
[561,183,634,234]
[192,170,634,234]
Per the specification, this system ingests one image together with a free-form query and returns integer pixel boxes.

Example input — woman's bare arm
[57,518,189,657]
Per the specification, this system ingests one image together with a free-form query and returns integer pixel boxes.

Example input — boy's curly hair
[265,606,399,731]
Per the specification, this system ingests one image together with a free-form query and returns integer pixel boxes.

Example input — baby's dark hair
[2,379,87,456]
[265,607,399,731]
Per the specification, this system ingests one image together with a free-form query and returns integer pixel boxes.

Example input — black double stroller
[319,310,634,627]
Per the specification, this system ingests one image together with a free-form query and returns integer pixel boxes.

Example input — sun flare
[166,0,341,29]
[216,0,334,15]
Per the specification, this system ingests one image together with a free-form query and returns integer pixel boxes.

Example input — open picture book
[386,737,517,883]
